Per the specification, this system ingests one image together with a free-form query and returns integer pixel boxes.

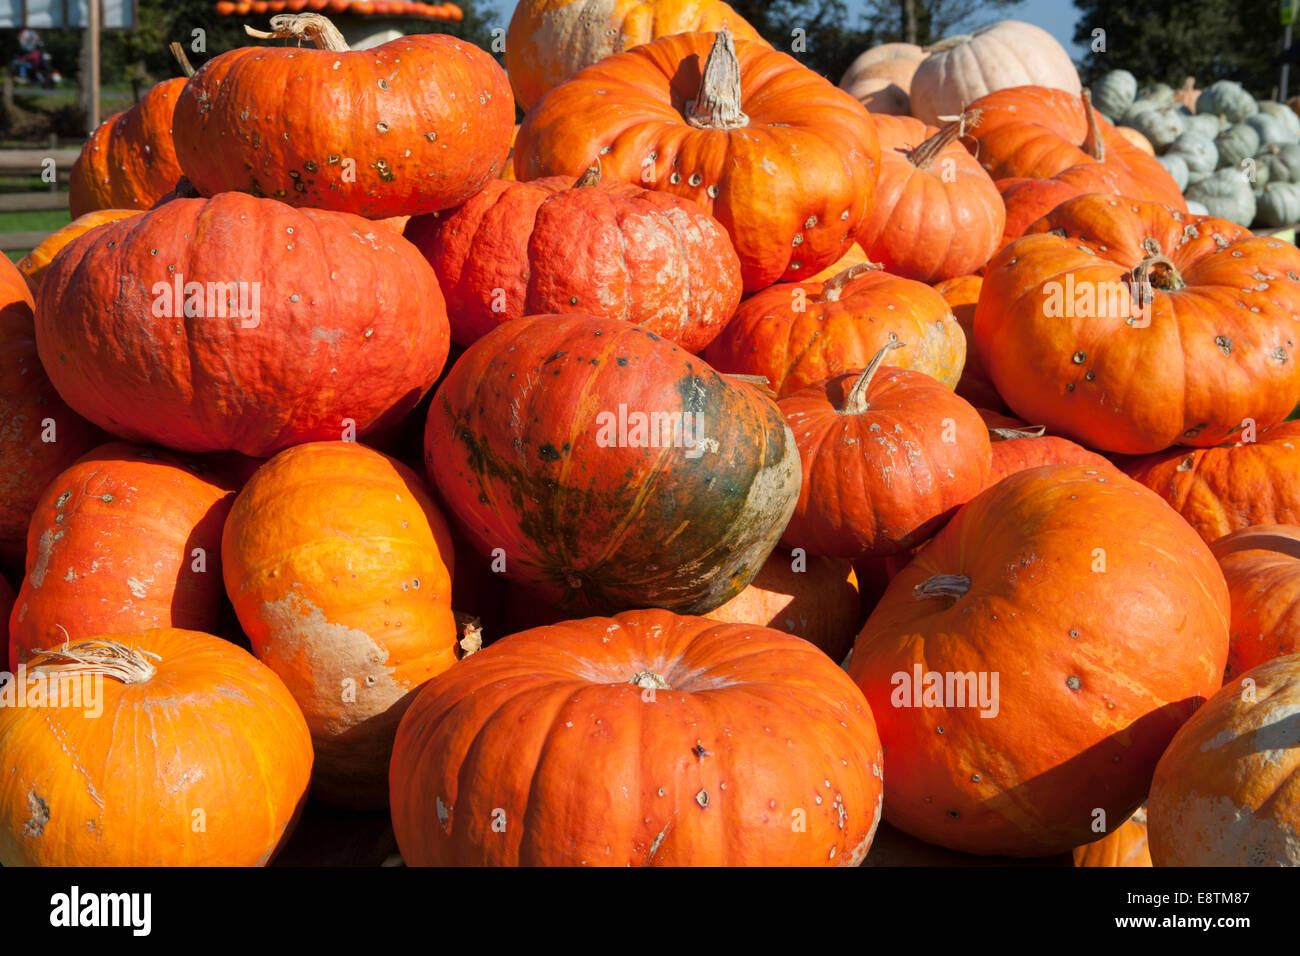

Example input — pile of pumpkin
[0,2,1297,868]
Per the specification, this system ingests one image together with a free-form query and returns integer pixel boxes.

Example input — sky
[477,0,1089,58]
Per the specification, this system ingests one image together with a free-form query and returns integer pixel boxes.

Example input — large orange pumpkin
[403,167,742,351]
[68,78,187,218]
[978,409,1118,486]
[1071,808,1152,867]
[16,209,140,294]
[504,0,766,110]
[173,14,515,218]
[849,464,1229,856]
[933,273,1003,411]
[703,263,966,397]
[1211,525,1300,680]
[975,195,1300,454]
[1147,653,1300,866]
[389,609,884,865]
[222,441,459,809]
[35,192,450,457]
[515,29,881,291]
[0,630,312,866]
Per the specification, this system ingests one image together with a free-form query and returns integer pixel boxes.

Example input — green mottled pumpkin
[1124,104,1186,151]
[1257,182,1300,228]
[1157,153,1189,192]
[1185,168,1257,226]
[1091,70,1136,120]
[1257,100,1300,140]
[1257,143,1300,184]
[1165,131,1218,176]
[1216,123,1261,171]
[1185,113,1223,140]
[1247,111,1296,148]
[1197,81,1258,123]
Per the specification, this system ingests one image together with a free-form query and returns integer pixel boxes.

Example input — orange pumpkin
[933,273,1004,412]
[515,29,881,291]
[811,242,870,282]
[978,409,1118,486]
[1147,653,1300,866]
[1071,808,1152,867]
[221,441,459,809]
[16,209,140,294]
[1211,525,1300,680]
[0,630,312,866]
[390,609,884,865]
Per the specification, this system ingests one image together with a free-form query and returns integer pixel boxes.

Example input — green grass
[0,207,71,261]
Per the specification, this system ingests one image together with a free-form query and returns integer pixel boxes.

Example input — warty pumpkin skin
[515,29,881,291]
[221,441,459,809]
[424,313,801,616]
[703,263,966,397]
[7,443,236,671]
[35,192,450,458]
[1147,653,1300,866]
[504,0,767,111]
[403,169,742,352]
[16,209,140,294]
[849,464,1230,856]
[173,14,515,218]
[0,630,313,866]
[1120,421,1300,544]
[1071,808,1152,867]
[1210,525,1300,680]
[975,195,1300,454]
[68,77,187,218]
[778,346,992,558]
[389,609,884,866]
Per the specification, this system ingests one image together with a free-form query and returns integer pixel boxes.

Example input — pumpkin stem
[1080,89,1105,162]
[455,612,483,658]
[169,41,196,78]
[722,372,777,399]
[840,340,904,414]
[244,13,350,52]
[924,34,971,52]
[908,110,982,170]
[629,670,671,691]
[988,424,1048,441]
[1210,526,1300,561]
[574,163,602,188]
[819,260,883,302]
[913,574,971,601]
[1131,252,1185,300]
[27,639,160,685]
[684,27,750,131]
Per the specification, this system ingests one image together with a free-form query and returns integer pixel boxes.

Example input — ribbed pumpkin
[0,630,312,866]
[978,409,1118,486]
[222,441,459,809]
[16,209,139,293]
[7,444,235,670]
[1120,421,1300,543]
[933,274,1003,411]
[1211,525,1300,680]
[504,0,766,110]
[854,114,1005,283]
[403,167,742,351]
[838,43,926,115]
[849,464,1229,856]
[778,344,991,558]
[425,313,801,615]
[703,263,966,397]
[0,256,105,567]
[35,192,450,457]
[68,77,187,218]
[173,14,515,218]
[1148,653,1300,866]
[515,28,881,291]
[975,195,1300,454]
[390,609,884,866]
[1071,808,1152,867]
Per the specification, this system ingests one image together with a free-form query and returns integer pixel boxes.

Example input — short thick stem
[1080,89,1104,162]
[574,164,602,188]
[1132,253,1185,297]
[684,27,749,130]
[988,424,1047,441]
[913,574,971,601]
[819,260,883,302]
[245,13,350,51]
[629,671,671,691]
[909,110,981,170]
[840,340,904,414]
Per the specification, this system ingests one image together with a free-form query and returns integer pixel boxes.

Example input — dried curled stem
[819,260,883,302]
[27,638,160,685]
[1080,89,1104,162]
[908,110,982,169]
[685,27,750,130]
[840,339,904,415]
[245,13,350,52]
[913,574,972,602]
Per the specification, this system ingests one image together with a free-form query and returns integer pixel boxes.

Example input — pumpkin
[1071,808,1152,867]
[68,78,187,218]
[389,609,885,866]
[1173,76,1201,113]
[7,443,235,670]
[1211,525,1300,680]
[1164,131,1218,176]
[908,21,1081,127]
[934,274,1003,412]
[703,263,965,397]
[1256,143,1300,184]
[811,241,870,282]
[975,194,1300,454]
[35,192,450,457]
[1090,70,1136,120]
[1257,182,1300,228]
[1120,421,1300,544]
[1256,100,1300,141]
[1184,113,1223,141]
[1185,199,1211,216]
[222,441,459,809]
[173,14,515,218]
[840,41,926,76]
[425,313,801,615]
[1184,168,1257,226]
[1156,153,1189,192]
[1215,122,1261,171]
[993,166,1130,250]
[839,45,925,115]
[514,28,882,291]
[15,209,140,294]
[0,573,12,669]
[0,630,312,866]
[978,409,1118,486]
[504,0,767,111]
[1196,80,1258,124]
[1147,653,1300,866]
[778,345,990,559]
[854,114,1005,283]
[848,463,1230,856]
[499,124,518,181]
[403,166,742,352]
[1114,125,1154,155]
[1125,103,1187,151]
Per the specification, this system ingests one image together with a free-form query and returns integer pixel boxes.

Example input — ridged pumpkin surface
[390,609,884,865]
[1211,525,1300,680]
[16,209,140,294]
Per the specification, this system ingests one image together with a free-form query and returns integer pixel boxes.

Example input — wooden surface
[0,149,80,172]
[0,192,69,212]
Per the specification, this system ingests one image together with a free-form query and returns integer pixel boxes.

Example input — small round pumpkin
[1196,80,1258,124]
[1090,70,1137,120]
[1257,182,1300,228]
[1071,808,1152,867]
[1185,168,1257,226]
[222,441,459,809]
[1211,525,1300,680]
[15,209,140,294]
[1147,653,1300,866]
[389,609,885,866]
[1216,122,1261,170]
[0,630,312,866]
